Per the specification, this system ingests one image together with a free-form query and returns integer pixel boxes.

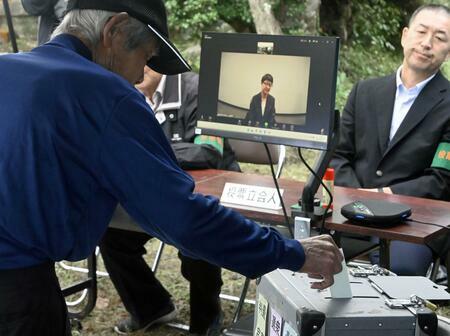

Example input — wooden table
[191,169,450,329]
[70,169,449,319]
[190,169,450,268]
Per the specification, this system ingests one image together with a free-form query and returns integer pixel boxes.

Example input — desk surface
[189,169,450,245]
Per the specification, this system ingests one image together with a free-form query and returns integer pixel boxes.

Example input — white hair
[52,9,156,50]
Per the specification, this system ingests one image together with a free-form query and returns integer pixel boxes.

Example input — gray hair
[52,9,156,51]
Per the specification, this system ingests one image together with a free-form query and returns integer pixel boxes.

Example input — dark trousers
[99,228,223,334]
[370,238,433,276]
[0,262,71,336]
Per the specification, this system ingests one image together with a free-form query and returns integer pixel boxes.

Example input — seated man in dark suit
[245,73,276,127]
[100,66,240,335]
[331,4,450,276]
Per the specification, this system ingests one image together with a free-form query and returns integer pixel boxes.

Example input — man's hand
[298,235,343,290]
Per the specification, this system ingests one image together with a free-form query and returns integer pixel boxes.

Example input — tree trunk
[248,0,282,35]
[302,0,321,34]
[320,0,352,43]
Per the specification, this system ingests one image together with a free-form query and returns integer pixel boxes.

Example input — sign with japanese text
[254,294,269,336]
[269,306,283,336]
[220,183,283,210]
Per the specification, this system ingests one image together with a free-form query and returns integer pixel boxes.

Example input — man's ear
[400,27,408,48]
[102,12,129,48]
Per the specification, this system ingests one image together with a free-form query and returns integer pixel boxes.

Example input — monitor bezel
[196,32,340,150]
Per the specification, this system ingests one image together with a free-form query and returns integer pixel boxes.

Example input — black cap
[66,0,191,75]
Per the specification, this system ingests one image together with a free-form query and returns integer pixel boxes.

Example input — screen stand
[295,110,340,226]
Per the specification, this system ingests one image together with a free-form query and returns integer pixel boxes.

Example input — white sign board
[220,183,283,211]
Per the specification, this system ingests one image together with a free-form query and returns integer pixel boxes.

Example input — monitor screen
[196,32,339,150]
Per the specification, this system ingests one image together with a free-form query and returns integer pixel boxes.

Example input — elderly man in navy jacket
[0,1,342,335]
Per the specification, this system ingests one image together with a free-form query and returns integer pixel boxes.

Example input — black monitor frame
[196,32,339,151]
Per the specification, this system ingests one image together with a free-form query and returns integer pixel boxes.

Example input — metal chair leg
[430,257,441,282]
[59,247,109,278]
[152,241,165,273]
[60,240,165,320]
[62,253,98,320]
[2,0,18,52]
[232,277,251,323]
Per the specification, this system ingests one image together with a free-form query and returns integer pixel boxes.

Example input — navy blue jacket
[0,34,304,277]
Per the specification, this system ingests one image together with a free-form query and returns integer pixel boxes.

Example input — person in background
[100,66,239,335]
[331,4,450,276]
[0,1,343,335]
[21,0,67,45]
[245,73,276,127]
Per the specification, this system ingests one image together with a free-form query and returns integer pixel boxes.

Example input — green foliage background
[164,0,450,112]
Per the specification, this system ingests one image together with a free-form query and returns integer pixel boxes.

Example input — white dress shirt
[146,75,167,124]
[389,67,436,141]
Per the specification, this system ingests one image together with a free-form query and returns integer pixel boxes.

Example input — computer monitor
[196,32,339,150]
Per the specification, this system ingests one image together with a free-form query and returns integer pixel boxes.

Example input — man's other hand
[298,235,343,290]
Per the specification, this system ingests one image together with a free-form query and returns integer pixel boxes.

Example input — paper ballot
[329,249,353,299]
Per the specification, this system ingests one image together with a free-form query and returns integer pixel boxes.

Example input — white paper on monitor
[329,248,353,299]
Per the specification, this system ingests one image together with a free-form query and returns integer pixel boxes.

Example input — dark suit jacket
[331,71,450,201]
[245,93,276,125]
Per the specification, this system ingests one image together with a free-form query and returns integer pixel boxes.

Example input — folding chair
[58,205,167,322]
[228,139,285,179]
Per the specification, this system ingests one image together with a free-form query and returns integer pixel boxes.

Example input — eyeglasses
[262,81,273,87]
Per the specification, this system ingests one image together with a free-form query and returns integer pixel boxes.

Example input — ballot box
[254,268,450,336]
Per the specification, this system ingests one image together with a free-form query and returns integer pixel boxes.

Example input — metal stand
[297,109,340,227]
[2,0,18,52]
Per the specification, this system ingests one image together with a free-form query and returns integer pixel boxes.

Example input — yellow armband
[431,142,450,171]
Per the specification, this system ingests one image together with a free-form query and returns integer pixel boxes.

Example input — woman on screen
[245,73,276,126]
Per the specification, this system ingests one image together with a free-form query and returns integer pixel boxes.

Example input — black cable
[263,143,294,238]
[405,218,450,231]
[298,148,332,235]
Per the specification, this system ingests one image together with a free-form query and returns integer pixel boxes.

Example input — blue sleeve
[97,93,305,278]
